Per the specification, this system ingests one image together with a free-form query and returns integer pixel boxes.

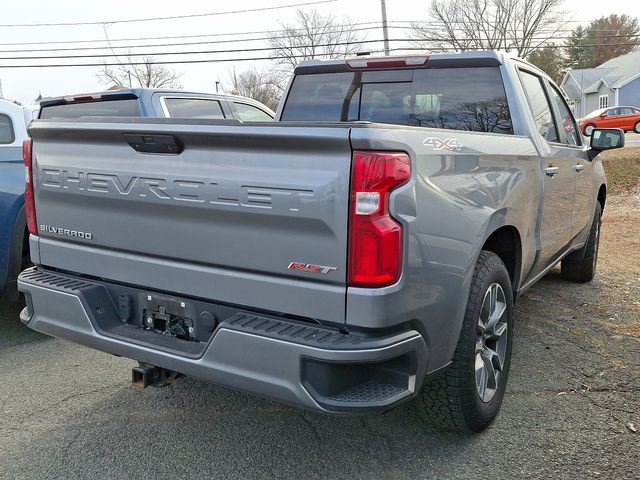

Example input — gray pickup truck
[18,51,623,432]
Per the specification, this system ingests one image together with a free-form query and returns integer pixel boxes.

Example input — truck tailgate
[29,120,352,323]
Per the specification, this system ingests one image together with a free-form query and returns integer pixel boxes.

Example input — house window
[599,95,609,109]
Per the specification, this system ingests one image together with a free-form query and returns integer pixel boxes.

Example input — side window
[0,114,15,144]
[163,98,225,119]
[547,84,581,147]
[233,102,273,121]
[519,71,558,143]
[409,67,512,134]
[620,107,634,115]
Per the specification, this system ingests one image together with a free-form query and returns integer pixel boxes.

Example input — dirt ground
[598,148,640,338]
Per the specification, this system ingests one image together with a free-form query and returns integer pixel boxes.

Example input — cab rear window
[39,99,141,119]
[281,67,513,134]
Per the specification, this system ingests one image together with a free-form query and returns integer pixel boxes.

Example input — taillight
[22,138,37,235]
[348,150,411,287]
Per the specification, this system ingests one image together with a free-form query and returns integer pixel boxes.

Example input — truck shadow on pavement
[1,269,638,479]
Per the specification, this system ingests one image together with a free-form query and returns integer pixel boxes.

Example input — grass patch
[600,147,640,194]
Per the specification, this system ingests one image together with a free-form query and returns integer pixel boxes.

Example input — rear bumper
[18,267,428,413]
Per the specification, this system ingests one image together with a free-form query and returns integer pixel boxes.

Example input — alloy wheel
[475,283,508,403]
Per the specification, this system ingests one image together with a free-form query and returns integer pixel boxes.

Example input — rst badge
[423,137,463,152]
[288,262,337,274]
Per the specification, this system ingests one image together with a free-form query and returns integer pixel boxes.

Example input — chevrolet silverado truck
[17,52,623,432]
[1,89,272,303]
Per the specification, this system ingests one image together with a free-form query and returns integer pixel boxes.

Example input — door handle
[574,164,584,172]
[544,166,559,177]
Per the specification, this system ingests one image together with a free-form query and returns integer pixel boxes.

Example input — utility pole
[380,0,390,56]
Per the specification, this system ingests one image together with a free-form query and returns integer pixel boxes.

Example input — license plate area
[140,293,196,341]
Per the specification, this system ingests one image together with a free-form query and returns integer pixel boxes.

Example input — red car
[579,106,640,136]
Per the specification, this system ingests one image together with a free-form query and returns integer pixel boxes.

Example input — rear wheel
[634,121,640,134]
[561,202,602,283]
[584,124,596,136]
[417,251,514,432]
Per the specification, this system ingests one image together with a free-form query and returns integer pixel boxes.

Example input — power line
[2,35,639,62]
[0,21,628,48]
[0,0,337,28]
[0,38,414,61]
[0,25,399,54]
[0,38,409,62]
[2,39,639,69]
[0,22,392,47]
[1,26,638,55]
[0,50,389,69]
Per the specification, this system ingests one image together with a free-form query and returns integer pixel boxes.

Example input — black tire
[583,124,596,136]
[634,121,640,134]
[417,251,514,432]
[561,202,602,283]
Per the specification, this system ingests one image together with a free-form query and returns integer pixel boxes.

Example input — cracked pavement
[1,215,639,479]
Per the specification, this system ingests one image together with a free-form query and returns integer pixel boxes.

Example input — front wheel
[584,124,596,136]
[417,251,514,432]
[561,202,602,283]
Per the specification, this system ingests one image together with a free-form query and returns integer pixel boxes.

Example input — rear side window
[518,71,558,143]
[233,102,273,121]
[281,67,513,134]
[163,98,225,119]
[39,99,141,119]
[281,72,357,122]
[0,114,14,144]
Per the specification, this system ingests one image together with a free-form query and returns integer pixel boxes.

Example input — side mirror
[590,128,624,157]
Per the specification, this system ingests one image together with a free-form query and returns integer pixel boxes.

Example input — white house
[560,50,640,119]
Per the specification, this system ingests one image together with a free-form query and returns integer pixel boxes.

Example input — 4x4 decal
[423,137,463,151]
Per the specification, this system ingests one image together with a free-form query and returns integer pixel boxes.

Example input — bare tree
[230,67,281,111]
[97,56,182,89]
[269,9,364,88]
[413,0,566,57]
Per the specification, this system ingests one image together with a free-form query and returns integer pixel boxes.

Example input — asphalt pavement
[1,266,639,480]
[624,132,640,147]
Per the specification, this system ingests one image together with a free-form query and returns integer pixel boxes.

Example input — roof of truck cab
[295,50,509,70]
[292,50,542,74]
[39,89,267,108]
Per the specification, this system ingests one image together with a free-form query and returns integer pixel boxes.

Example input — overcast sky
[0,0,635,104]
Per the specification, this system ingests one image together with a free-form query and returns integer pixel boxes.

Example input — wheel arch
[480,225,522,302]
[597,184,606,211]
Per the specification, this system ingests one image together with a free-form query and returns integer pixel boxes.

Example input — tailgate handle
[123,134,184,155]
